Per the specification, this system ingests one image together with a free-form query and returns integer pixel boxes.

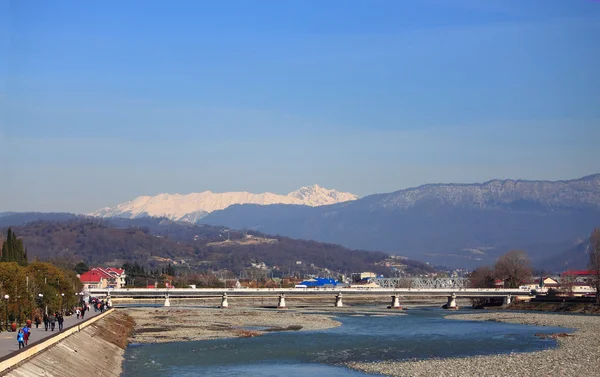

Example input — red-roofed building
[561,270,597,285]
[79,267,127,289]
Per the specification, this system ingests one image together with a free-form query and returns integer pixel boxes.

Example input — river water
[121,308,567,376]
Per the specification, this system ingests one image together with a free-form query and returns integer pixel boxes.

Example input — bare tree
[589,228,600,304]
[494,250,532,288]
[469,266,495,288]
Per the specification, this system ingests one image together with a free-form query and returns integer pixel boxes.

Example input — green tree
[1,228,28,266]
[74,262,90,274]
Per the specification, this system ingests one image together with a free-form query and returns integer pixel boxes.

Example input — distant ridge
[89,185,358,222]
[200,174,600,269]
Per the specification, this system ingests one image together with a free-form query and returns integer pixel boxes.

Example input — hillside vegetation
[1,218,434,276]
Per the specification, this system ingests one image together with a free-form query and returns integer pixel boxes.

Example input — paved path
[0,309,102,358]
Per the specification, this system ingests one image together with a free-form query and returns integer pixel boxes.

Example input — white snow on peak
[287,184,359,206]
[89,185,359,222]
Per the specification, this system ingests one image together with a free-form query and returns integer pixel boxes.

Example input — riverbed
[121,307,570,376]
[348,311,600,377]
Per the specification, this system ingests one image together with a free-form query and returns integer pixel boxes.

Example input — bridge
[89,286,529,310]
[372,277,470,289]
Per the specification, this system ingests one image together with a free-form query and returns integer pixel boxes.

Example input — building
[299,277,338,288]
[79,270,109,290]
[78,267,127,290]
[561,270,597,285]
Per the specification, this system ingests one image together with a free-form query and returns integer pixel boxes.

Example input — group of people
[90,297,110,313]
[16,325,30,349]
[16,302,93,350]
[41,312,65,332]
[14,296,113,351]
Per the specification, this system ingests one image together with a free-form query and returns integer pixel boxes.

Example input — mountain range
[3,174,599,271]
[199,174,600,269]
[90,184,358,222]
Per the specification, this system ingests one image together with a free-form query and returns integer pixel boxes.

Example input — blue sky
[1,0,599,213]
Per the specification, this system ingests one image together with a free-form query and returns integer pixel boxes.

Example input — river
[121,308,567,376]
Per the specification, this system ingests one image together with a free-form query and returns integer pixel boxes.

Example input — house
[561,270,597,285]
[521,277,560,290]
[78,267,127,290]
[79,270,109,290]
[560,270,596,296]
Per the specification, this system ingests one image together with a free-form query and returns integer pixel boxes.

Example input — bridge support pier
[503,294,512,306]
[390,295,402,309]
[335,293,343,307]
[221,293,229,308]
[164,294,171,307]
[277,294,286,309]
[444,293,458,310]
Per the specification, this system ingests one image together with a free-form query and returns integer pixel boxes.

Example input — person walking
[43,313,49,331]
[80,305,86,320]
[49,313,56,331]
[57,313,64,331]
[17,329,25,349]
[22,325,30,345]
[76,308,81,319]
[35,316,41,329]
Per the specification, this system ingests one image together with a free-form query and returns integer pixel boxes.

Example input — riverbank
[5,311,134,377]
[505,300,600,314]
[347,311,600,377]
[126,307,344,343]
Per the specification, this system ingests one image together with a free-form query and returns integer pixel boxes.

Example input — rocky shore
[126,307,342,343]
[347,312,600,377]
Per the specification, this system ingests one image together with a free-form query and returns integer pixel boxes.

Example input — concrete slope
[5,312,133,377]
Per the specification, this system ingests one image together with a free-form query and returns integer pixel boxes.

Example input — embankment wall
[2,310,134,377]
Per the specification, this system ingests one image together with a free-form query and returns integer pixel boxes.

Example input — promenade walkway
[0,309,101,358]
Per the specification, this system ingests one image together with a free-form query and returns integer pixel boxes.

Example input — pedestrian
[22,325,30,345]
[49,313,56,331]
[35,316,41,329]
[76,308,81,319]
[43,313,49,331]
[81,305,86,320]
[57,313,64,331]
[17,329,25,349]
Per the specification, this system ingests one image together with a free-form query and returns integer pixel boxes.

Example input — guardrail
[89,287,528,298]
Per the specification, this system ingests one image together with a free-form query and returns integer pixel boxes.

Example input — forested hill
[1,218,435,276]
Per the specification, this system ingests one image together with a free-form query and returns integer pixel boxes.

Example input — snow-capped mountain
[89,185,358,222]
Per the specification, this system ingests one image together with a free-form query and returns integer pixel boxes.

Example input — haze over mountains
[200,175,600,269]
[90,185,358,222]
[3,175,599,271]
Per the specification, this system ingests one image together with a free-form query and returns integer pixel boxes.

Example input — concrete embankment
[2,310,134,377]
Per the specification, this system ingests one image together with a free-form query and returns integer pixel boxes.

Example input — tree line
[471,228,600,305]
[0,229,82,327]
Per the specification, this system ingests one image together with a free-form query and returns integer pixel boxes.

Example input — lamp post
[60,293,64,314]
[38,293,44,316]
[3,294,9,331]
[16,296,21,326]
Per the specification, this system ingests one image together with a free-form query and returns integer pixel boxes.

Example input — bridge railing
[372,277,471,289]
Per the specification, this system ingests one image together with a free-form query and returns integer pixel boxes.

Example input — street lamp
[60,293,64,314]
[38,293,45,316]
[3,294,9,331]
[16,296,21,326]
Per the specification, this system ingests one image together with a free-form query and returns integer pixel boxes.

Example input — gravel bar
[347,312,600,377]
[126,307,341,343]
